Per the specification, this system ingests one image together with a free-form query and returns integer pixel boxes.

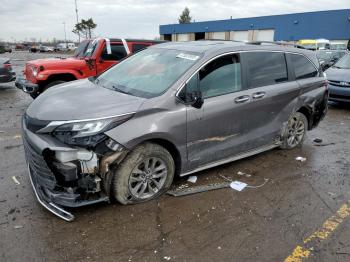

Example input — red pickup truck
[16,38,165,98]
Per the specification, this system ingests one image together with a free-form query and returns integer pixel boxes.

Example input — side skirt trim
[180,143,280,177]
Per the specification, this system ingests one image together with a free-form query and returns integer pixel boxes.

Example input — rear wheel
[113,143,175,205]
[281,112,308,149]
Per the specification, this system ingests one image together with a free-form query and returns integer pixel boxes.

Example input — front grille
[23,133,57,190]
[329,80,350,87]
[24,114,50,133]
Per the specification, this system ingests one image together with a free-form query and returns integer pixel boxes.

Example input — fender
[36,69,81,81]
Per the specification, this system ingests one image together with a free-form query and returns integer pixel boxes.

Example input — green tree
[178,7,192,24]
[73,18,97,39]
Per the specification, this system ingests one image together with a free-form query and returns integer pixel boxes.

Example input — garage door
[255,30,275,41]
[177,34,190,42]
[212,32,226,40]
[230,31,249,41]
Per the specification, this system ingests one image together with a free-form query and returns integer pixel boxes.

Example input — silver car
[22,41,328,221]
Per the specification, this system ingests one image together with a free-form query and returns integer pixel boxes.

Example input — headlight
[54,114,134,138]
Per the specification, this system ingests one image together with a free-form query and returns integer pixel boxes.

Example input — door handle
[234,95,250,104]
[252,92,266,99]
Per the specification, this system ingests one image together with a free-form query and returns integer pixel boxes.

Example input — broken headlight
[52,113,134,146]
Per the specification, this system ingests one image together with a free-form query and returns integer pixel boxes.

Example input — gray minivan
[22,41,328,221]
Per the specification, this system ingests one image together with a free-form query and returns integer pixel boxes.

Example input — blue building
[159,9,350,43]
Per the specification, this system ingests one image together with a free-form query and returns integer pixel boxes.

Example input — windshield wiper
[111,85,132,95]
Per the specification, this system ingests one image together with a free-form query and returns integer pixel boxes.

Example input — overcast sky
[0,0,349,42]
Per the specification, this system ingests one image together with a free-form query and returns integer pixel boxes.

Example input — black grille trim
[23,133,57,189]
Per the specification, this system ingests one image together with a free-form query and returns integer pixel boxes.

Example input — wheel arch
[297,106,313,130]
[135,138,182,177]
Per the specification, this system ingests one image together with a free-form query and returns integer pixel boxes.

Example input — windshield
[96,48,201,98]
[334,54,350,69]
[74,40,90,58]
[83,39,99,57]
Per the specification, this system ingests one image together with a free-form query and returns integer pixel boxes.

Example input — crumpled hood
[325,67,350,82]
[26,79,145,121]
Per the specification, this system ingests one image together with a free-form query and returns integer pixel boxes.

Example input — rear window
[243,52,288,88]
[290,54,318,80]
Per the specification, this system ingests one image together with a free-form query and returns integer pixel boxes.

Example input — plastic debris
[237,171,252,177]
[295,156,307,162]
[167,182,230,197]
[12,176,20,185]
[164,256,171,261]
[230,181,248,191]
[14,225,23,229]
[187,176,197,183]
[313,138,323,143]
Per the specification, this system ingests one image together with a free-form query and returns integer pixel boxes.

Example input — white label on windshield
[176,53,199,61]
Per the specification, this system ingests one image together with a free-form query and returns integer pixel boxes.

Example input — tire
[29,93,39,99]
[280,112,308,149]
[113,143,175,205]
[44,80,66,91]
[30,80,66,99]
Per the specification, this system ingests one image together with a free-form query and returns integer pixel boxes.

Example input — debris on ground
[187,176,197,183]
[295,156,307,162]
[167,182,230,197]
[313,138,323,143]
[237,171,252,177]
[164,256,171,260]
[12,176,20,185]
[230,181,248,191]
[177,184,189,190]
[14,225,23,229]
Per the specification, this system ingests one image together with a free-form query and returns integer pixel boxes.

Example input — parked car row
[19,40,329,220]
[0,58,16,83]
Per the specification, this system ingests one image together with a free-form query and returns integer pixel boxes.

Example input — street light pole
[75,0,80,43]
[63,22,67,48]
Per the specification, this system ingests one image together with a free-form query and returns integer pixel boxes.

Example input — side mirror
[190,91,204,109]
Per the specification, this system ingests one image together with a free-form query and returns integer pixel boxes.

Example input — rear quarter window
[243,52,288,88]
[101,43,127,61]
[290,54,318,80]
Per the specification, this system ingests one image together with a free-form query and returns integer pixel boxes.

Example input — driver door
[96,42,128,74]
[185,54,250,170]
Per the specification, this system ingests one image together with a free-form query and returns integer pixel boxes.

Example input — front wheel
[113,143,175,205]
[281,112,308,149]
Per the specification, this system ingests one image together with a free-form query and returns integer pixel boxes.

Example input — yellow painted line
[284,201,350,262]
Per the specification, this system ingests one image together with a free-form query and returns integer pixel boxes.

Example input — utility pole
[63,21,67,48]
[75,0,80,43]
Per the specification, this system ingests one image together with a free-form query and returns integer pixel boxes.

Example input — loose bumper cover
[22,118,109,221]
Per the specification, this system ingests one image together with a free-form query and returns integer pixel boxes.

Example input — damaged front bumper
[15,76,39,94]
[22,118,122,221]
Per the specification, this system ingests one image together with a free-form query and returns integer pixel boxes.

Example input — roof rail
[196,39,305,49]
[247,41,305,49]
